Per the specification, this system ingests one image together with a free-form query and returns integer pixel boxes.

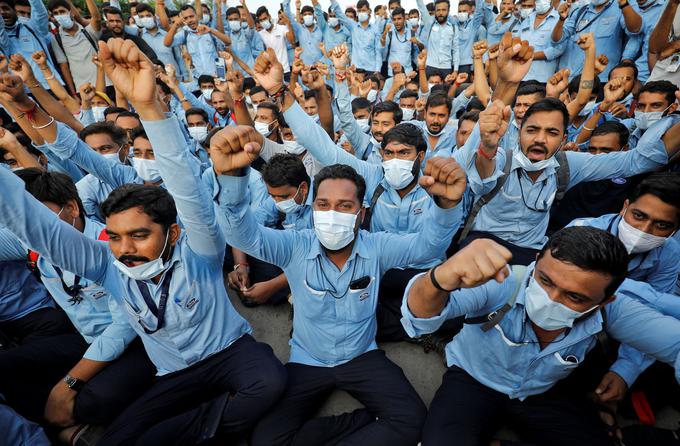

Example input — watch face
[65,376,77,388]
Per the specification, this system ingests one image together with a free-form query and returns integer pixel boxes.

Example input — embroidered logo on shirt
[91,290,107,300]
[611,177,627,185]
[413,208,423,215]
[186,298,198,309]
[359,292,370,301]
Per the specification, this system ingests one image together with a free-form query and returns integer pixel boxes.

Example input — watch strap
[64,374,86,392]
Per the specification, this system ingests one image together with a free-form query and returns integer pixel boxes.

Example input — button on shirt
[401,264,680,399]
[331,0,382,72]
[487,16,521,45]
[215,169,461,367]
[454,0,485,66]
[555,1,641,81]
[519,10,566,82]
[568,214,680,294]
[457,117,670,249]
[0,222,136,362]
[0,117,251,376]
[383,28,414,75]
[417,0,459,71]
[228,27,258,77]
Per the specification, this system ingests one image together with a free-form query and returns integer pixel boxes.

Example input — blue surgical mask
[634,105,671,130]
[113,230,172,281]
[275,185,303,214]
[358,12,369,23]
[578,100,597,117]
[328,17,339,27]
[524,275,598,330]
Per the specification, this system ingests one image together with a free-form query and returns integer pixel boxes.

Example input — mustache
[118,255,151,263]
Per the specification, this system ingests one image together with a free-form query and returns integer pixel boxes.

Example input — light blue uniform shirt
[0,404,50,446]
[331,0,382,71]
[457,115,671,249]
[282,101,465,270]
[0,0,64,89]
[0,222,136,362]
[320,17,352,58]
[417,0,460,71]
[453,0,485,66]
[410,120,458,165]
[487,16,521,45]
[334,81,382,164]
[518,9,566,82]
[401,263,680,398]
[253,185,315,231]
[228,27,258,77]
[0,117,251,376]
[569,214,680,294]
[171,29,219,78]
[554,1,641,81]
[141,27,181,74]
[635,1,665,82]
[284,0,325,65]
[0,258,55,322]
[382,27,414,75]
[215,168,462,367]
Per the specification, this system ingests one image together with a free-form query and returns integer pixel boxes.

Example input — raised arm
[28,0,49,34]
[650,0,679,54]
[100,38,225,259]
[157,0,170,30]
[492,32,534,104]
[566,33,596,121]
[32,51,81,115]
[85,0,101,32]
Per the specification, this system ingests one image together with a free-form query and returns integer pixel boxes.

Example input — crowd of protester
[1,0,680,443]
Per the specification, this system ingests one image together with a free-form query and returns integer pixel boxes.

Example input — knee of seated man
[240,344,287,401]
[387,396,427,441]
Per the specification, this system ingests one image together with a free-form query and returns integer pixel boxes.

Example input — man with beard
[409,93,458,163]
[416,0,459,79]
[99,7,160,66]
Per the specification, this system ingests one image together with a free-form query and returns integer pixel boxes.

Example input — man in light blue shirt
[210,123,466,445]
[410,93,460,163]
[402,226,680,445]
[331,0,382,72]
[320,5,352,57]
[453,0,485,73]
[136,3,182,74]
[458,97,674,265]
[633,0,664,82]
[224,6,258,78]
[552,0,642,81]
[519,4,566,82]
[0,40,285,445]
[283,0,324,65]
[0,168,155,431]
[381,8,414,75]
[417,0,460,77]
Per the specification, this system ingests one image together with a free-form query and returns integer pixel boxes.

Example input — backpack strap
[455,147,513,243]
[553,150,570,203]
[360,184,385,231]
[463,265,528,332]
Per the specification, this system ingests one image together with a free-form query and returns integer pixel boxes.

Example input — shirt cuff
[216,172,250,207]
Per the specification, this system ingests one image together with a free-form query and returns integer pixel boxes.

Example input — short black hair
[345,6,357,15]
[79,121,128,147]
[103,106,127,119]
[130,126,148,144]
[179,4,196,13]
[465,97,485,113]
[256,6,269,18]
[249,85,268,97]
[257,101,282,122]
[226,6,239,17]
[0,0,15,9]
[135,3,153,14]
[459,110,480,124]
[104,6,123,19]
[352,97,372,114]
[521,98,569,135]
[115,110,141,122]
[301,5,314,14]
[628,172,680,222]
[15,168,85,218]
[609,60,638,81]
[303,90,317,101]
[591,121,629,148]
[426,92,452,114]
[372,100,403,123]
[537,226,629,298]
[101,184,177,231]
[409,8,419,15]
[399,89,418,101]
[638,80,678,106]
[261,153,311,189]
[357,0,370,10]
[426,2,435,11]
[392,6,405,16]
[47,0,69,12]
[388,0,402,6]
[382,122,427,153]
[434,0,449,6]
[513,83,546,107]
[185,107,209,123]
[313,164,366,203]
[198,74,215,85]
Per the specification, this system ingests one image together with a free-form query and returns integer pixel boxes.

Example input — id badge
[666,54,680,73]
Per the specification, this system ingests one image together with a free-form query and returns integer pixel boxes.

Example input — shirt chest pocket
[124,298,157,332]
[302,280,332,320]
[171,280,202,329]
[544,351,582,380]
[345,276,376,322]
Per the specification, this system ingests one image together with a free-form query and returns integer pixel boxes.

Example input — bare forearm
[551,18,564,42]
[407,269,454,318]
[574,48,595,106]
[621,4,641,33]
[28,84,84,132]
[650,1,677,53]
[316,86,334,138]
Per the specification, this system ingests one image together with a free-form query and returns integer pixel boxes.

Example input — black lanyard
[53,266,84,305]
[135,268,175,334]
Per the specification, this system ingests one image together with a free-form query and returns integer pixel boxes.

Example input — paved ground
[229,288,680,440]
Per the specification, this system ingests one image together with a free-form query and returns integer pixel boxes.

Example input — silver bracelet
[31,116,55,129]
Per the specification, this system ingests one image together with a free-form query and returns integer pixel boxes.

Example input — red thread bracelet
[477,146,497,160]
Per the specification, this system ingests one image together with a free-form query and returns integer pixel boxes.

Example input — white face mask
[309,113,320,123]
[133,14,142,26]
[400,107,415,121]
[408,17,419,27]
[358,12,370,22]
[382,157,417,190]
[457,12,469,21]
[275,185,303,214]
[113,230,171,281]
[132,157,161,182]
[578,100,597,117]
[140,16,156,30]
[313,210,358,250]
[201,88,214,101]
[519,7,533,18]
[102,153,121,163]
[228,20,241,32]
[524,275,599,330]
[201,13,211,24]
[356,118,370,133]
[254,120,274,137]
[328,17,339,27]
[188,125,208,142]
[260,19,272,30]
[366,89,378,103]
[428,82,436,92]
[283,139,306,155]
[16,16,30,24]
[303,15,314,26]
[92,106,107,122]
[634,106,670,131]
[513,149,559,172]
[241,21,249,29]
[617,213,670,254]
[535,0,552,14]
[55,13,74,29]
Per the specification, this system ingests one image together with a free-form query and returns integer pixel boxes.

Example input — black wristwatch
[63,374,86,392]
